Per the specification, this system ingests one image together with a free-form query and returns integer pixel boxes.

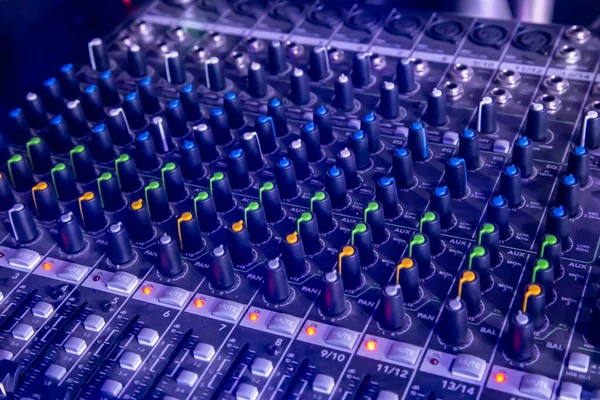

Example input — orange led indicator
[249,312,259,321]
[194,298,205,308]
[142,286,152,295]
[366,340,377,351]
[43,262,53,271]
[494,372,506,384]
[306,326,317,336]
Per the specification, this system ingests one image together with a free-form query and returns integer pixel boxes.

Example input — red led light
[43,262,53,271]
[194,298,205,308]
[306,326,317,336]
[429,358,439,365]
[142,286,152,295]
[249,312,259,321]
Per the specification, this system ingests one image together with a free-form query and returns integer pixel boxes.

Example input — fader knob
[158,234,184,277]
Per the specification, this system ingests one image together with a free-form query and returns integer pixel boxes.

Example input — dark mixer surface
[0,1,599,399]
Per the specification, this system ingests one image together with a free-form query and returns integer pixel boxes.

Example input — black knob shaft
[506,311,535,360]
[525,103,548,142]
[512,137,534,178]
[352,52,371,88]
[210,245,236,289]
[264,258,290,303]
[587,298,600,347]
[379,285,406,330]
[396,58,416,93]
[321,271,346,316]
[158,234,184,277]
[57,212,85,253]
[477,97,497,134]
[308,46,330,81]
[106,222,134,265]
[426,88,447,126]
[439,298,469,346]
[9,203,38,243]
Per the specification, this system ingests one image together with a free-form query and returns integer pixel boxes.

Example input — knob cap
[158,234,184,277]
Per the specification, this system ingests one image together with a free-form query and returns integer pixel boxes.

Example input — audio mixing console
[0,0,599,399]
